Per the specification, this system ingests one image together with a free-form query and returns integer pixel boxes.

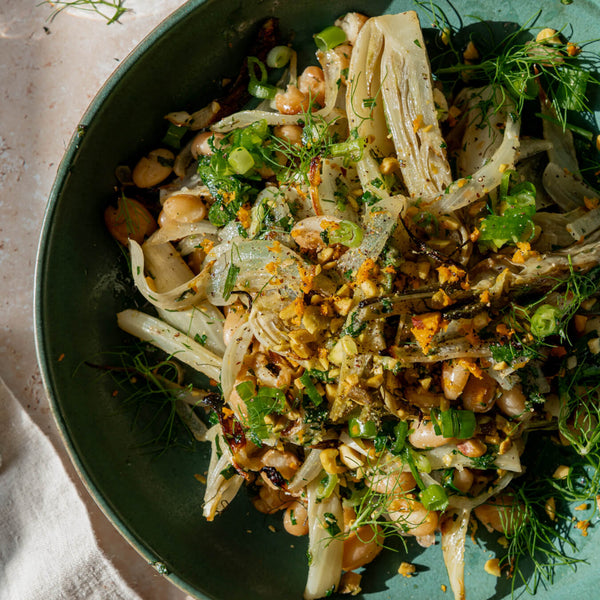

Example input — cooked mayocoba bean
[474,493,526,535]
[298,66,326,107]
[388,498,439,537]
[283,500,309,536]
[409,419,455,449]
[132,148,174,188]
[341,507,385,571]
[461,371,497,413]
[441,360,471,400]
[273,124,303,146]
[104,196,157,245]
[161,193,207,223]
[275,85,311,115]
[495,384,527,418]
[191,131,225,158]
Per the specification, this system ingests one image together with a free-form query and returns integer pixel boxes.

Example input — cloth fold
[0,376,141,600]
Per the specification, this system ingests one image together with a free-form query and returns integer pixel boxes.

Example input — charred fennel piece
[129,239,212,310]
[373,11,452,199]
[347,11,451,199]
[540,97,580,176]
[542,162,600,214]
[203,425,244,521]
[304,480,344,600]
[142,241,226,356]
[455,86,516,177]
[117,309,222,381]
[339,16,408,274]
[431,112,520,214]
[441,508,471,600]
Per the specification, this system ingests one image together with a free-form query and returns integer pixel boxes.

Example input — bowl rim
[33,1,212,598]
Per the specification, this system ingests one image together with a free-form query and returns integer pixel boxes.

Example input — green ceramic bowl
[36,1,600,598]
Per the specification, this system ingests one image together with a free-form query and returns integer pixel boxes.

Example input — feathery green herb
[40,0,128,24]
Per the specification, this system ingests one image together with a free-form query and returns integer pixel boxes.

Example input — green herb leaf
[300,372,323,406]
[479,175,537,248]
[223,262,240,301]
[420,483,449,511]
[235,382,286,445]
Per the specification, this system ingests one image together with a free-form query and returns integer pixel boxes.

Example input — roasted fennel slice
[347,11,452,201]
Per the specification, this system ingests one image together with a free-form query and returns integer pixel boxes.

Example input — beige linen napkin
[0,376,141,600]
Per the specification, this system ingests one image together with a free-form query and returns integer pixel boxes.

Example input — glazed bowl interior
[36,0,600,598]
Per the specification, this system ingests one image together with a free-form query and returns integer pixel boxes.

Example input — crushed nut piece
[398,562,416,578]
[339,571,362,595]
[484,558,501,577]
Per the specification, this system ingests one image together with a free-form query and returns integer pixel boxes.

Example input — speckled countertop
[0,1,190,597]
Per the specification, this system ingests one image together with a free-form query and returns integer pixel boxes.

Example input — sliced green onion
[235,380,255,402]
[403,448,426,491]
[248,79,278,99]
[430,408,476,439]
[247,56,268,83]
[499,169,515,199]
[300,372,323,406]
[239,119,270,147]
[316,472,338,499]
[328,221,364,248]
[413,452,432,474]
[162,122,188,149]
[314,25,346,52]
[420,484,449,511]
[330,137,367,162]
[390,421,409,455]
[247,56,279,99]
[266,45,293,68]
[531,304,560,338]
[228,147,255,174]
[348,418,377,439]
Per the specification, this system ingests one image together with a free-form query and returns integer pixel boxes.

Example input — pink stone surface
[0,1,194,597]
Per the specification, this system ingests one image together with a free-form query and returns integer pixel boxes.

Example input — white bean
[496,385,527,418]
[461,372,497,413]
[409,420,455,449]
[298,66,326,107]
[441,361,471,400]
[388,498,439,537]
[132,148,174,188]
[275,85,310,115]
[191,131,224,158]
[283,500,309,536]
[474,494,526,535]
[161,193,207,223]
